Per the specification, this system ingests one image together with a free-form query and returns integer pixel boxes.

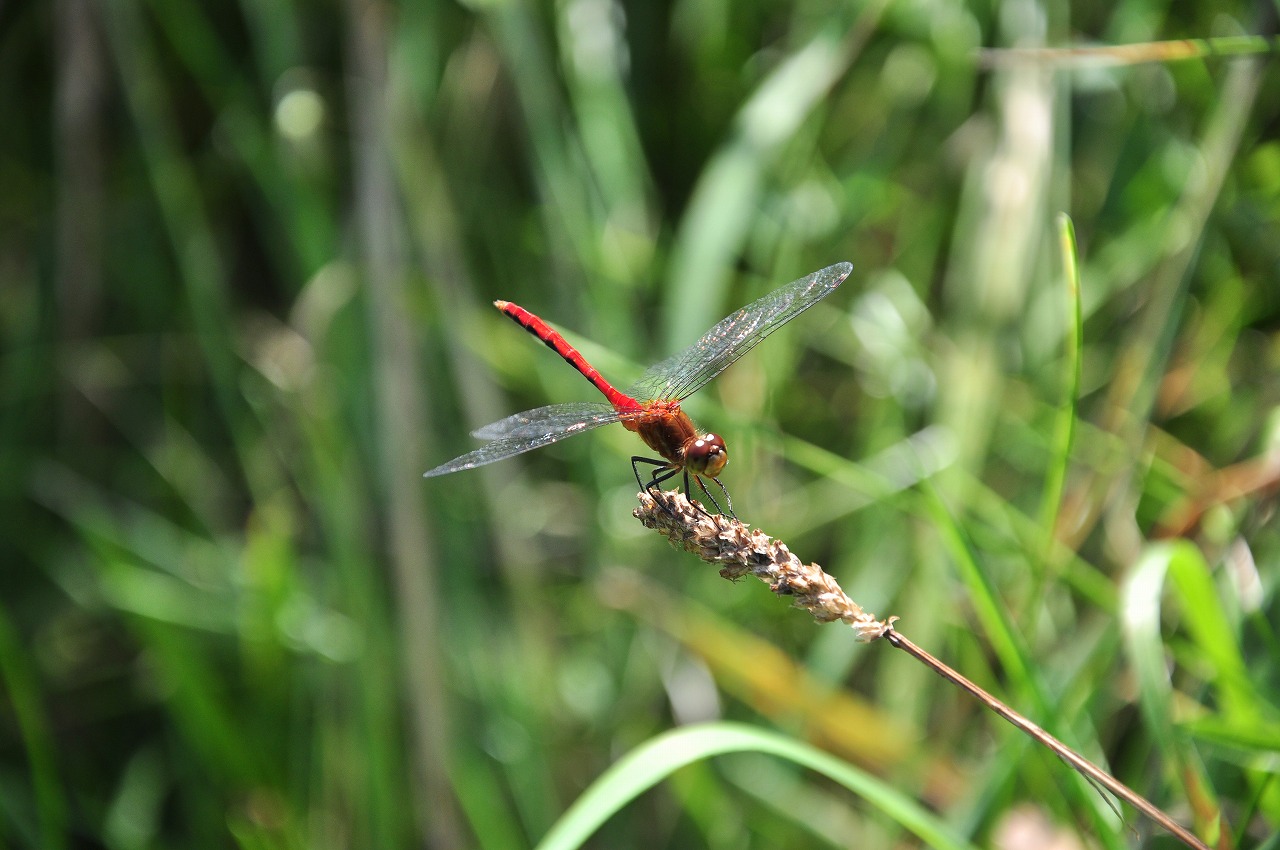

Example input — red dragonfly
[424,262,852,516]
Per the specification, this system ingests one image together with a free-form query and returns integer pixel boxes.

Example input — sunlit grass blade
[917,484,1128,840]
[979,35,1280,68]
[1121,543,1224,841]
[1164,542,1280,837]
[919,483,1034,691]
[1167,546,1263,720]
[1036,214,1082,567]
[1100,59,1264,445]
[450,752,528,850]
[534,723,977,850]
[663,16,876,349]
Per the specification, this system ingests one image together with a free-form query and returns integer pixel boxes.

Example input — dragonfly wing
[424,403,620,477]
[471,402,619,440]
[627,262,852,401]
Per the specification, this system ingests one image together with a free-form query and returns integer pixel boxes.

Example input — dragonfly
[424,262,852,516]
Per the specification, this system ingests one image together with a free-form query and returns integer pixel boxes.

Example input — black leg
[687,470,715,517]
[695,475,736,520]
[632,456,675,491]
[631,456,736,519]
[632,456,680,515]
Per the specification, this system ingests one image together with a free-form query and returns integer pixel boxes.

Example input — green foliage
[2,0,1278,847]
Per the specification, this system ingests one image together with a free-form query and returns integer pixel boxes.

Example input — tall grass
[3,0,1278,846]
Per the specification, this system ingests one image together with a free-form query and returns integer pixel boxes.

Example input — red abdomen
[495,300,639,413]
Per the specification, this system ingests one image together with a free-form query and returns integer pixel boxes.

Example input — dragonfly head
[687,433,728,477]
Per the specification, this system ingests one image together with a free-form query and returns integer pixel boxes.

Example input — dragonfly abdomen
[495,300,639,413]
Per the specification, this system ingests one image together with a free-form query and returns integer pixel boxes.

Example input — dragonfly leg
[632,456,674,490]
[694,474,735,520]
[632,456,684,516]
[632,457,734,519]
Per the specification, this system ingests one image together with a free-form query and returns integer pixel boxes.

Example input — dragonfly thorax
[625,403,718,472]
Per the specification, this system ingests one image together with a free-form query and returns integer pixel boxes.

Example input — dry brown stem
[633,489,891,641]
[634,489,1214,850]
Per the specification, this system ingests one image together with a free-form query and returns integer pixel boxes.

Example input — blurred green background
[4,0,1279,846]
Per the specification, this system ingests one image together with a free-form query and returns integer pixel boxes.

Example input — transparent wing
[627,262,852,402]
[471,402,623,440]
[424,403,622,477]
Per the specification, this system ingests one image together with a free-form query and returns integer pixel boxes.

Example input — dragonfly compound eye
[687,433,728,476]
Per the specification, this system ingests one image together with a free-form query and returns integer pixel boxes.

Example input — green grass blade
[1121,542,1223,837]
[980,35,1280,68]
[0,603,67,850]
[663,21,869,349]
[534,723,976,850]
[1037,213,1082,563]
